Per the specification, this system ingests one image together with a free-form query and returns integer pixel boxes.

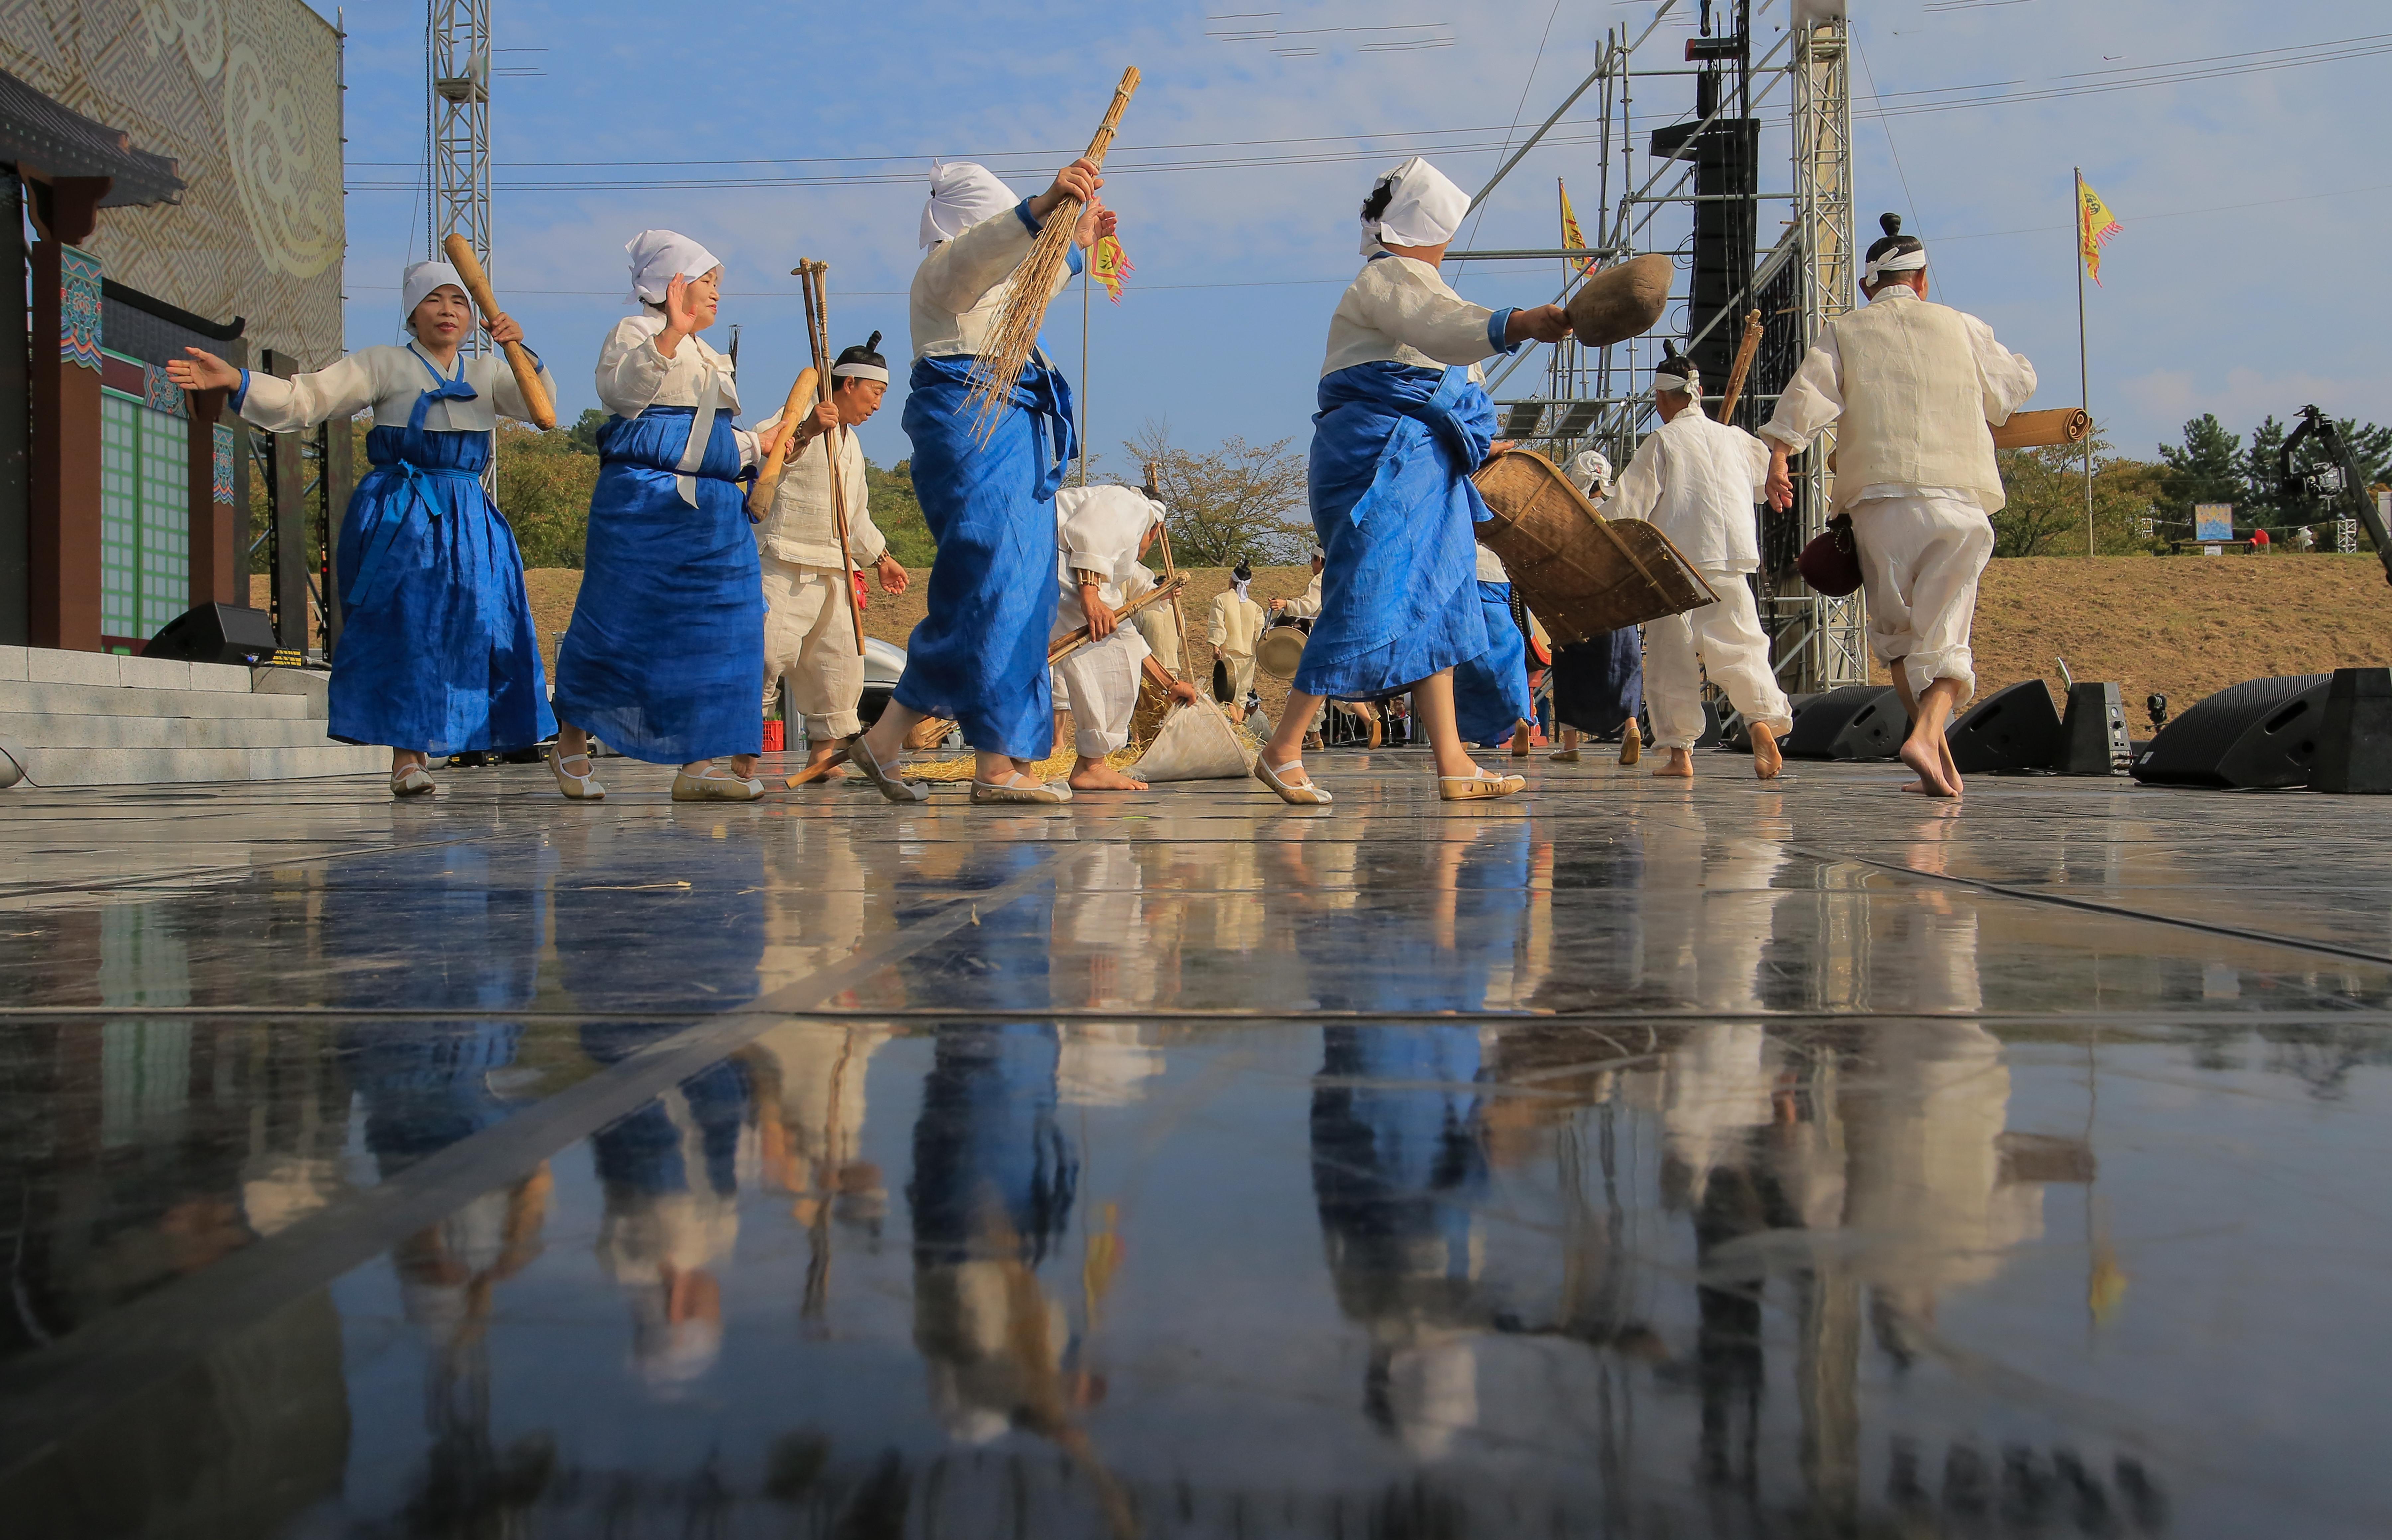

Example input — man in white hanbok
[1762,213,2037,798]
[1608,347,1793,779]
[1052,484,1200,792]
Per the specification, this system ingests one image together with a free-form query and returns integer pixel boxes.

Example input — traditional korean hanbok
[895,163,1085,761]
[232,286,558,756]
[1297,160,1520,706]
[552,232,763,765]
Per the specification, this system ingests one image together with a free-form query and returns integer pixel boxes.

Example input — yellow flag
[1558,179,1594,276]
[1092,234,1133,303]
[2078,174,2122,287]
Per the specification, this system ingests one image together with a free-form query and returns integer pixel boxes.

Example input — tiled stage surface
[0,750,2387,1538]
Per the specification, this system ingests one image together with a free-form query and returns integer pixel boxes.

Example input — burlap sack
[1133,699,1256,781]
[1566,254,1672,348]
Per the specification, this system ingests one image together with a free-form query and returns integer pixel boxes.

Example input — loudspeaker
[1783,684,1906,761]
[2130,674,2332,788]
[2309,666,2392,794]
[2057,682,2133,776]
[144,604,278,666]
[1945,681,2061,773]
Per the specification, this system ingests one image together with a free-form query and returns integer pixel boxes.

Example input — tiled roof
[0,68,183,208]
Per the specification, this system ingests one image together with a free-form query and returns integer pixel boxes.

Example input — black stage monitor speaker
[145,604,278,666]
[1784,684,1906,761]
[2130,674,2332,788]
[2057,681,2133,776]
[1946,681,2061,773]
[2310,666,2392,794]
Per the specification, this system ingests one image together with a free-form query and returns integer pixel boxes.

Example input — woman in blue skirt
[1255,158,1572,806]
[168,261,559,798]
[551,230,786,803]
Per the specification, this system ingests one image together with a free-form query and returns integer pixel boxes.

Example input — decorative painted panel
[143,361,189,417]
[213,423,235,503]
[61,244,102,371]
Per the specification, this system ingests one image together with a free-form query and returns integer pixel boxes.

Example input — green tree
[1993,431,2164,556]
[2154,413,2243,536]
[1129,418,1311,565]
[493,421,599,567]
[567,407,608,456]
[867,459,937,568]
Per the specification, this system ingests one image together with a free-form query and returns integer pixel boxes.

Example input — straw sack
[1133,698,1256,781]
[1565,254,1672,348]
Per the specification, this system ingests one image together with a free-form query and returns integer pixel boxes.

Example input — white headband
[920,161,1017,249]
[1362,156,1471,256]
[1863,246,1928,286]
[401,260,466,319]
[624,229,721,305]
[831,362,889,383]
[1656,366,1701,397]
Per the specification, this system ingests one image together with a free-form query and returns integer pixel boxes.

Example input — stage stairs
[0,646,382,789]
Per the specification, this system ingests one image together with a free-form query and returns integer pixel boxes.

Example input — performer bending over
[167,262,558,798]
[1207,561,1265,722]
[1051,484,1201,791]
[1255,157,1571,805]
[552,232,777,802]
[846,159,1112,805]
[1761,214,2036,798]
[1610,346,1792,780]
[1545,450,1643,765]
[754,331,909,785]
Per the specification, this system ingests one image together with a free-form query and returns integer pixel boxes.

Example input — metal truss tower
[427,0,492,358]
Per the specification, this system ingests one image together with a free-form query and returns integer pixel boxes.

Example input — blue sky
[318,1,2392,470]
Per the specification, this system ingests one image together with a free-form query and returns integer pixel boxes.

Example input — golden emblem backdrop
[0,0,344,366]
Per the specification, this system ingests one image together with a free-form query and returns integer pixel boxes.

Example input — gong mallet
[439,234,555,429]
[748,365,819,518]
[1715,309,1763,424]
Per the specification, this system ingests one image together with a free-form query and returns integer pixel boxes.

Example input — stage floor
[1,749,2387,1538]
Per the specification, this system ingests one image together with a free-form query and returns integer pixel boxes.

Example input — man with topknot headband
[1760,213,2038,799]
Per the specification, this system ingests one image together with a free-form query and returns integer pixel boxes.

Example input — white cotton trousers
[1848,493,1994,706]
[761,559,865,741]
[1053,627,1150,758]
[1644,567,1793,751]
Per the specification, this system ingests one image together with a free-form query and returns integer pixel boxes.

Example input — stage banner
[0,0,344,368]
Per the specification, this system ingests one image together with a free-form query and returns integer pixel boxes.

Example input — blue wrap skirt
[1550,628,1644,736]
[1294,363,1499,702]
[896,354,1076,761]
[1452,579,1533,745]
[328,424,555,754]
[553,407,763,764]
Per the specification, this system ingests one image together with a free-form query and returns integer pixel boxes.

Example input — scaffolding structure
[1463,0,1864,693]
[427,0,492,359]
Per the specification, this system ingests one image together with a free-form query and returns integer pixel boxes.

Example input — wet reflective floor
[1,751,2388,1538]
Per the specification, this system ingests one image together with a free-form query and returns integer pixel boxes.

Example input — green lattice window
[100,390,191,646]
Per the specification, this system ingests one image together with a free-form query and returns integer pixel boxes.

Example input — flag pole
[1079,253,1092,488]
[2076,167,2093,558]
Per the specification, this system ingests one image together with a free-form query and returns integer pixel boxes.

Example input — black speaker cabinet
[1946,681,2061,773]
[2057,682,2133,776]
[2130,674,2333,788]
[2310,666,2392,794]
[144,604,278,666]
[1783,684,1906,761]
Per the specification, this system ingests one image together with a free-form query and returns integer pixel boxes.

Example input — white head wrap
[1564,449,1613,498]
[1862,245,1927,288]
[1362,156,1472,255]
[1655,364,1701,398]
[401,261,467,321]
[832,361,889,384]
[624,229,721,305]
[920,162,1017,249]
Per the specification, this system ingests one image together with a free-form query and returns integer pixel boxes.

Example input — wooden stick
[440,234,554,429]
[1146,461,1191,682]
[797,261,866,656]
[1715,309,1763,424]
[1048,572,1187,669]
[1990,406,2093,451]
[748,365,818,517]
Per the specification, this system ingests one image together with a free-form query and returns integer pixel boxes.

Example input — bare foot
[1898,735,1959,798]
[1938,737,1965,797]
[1751,721,1783,781]
[1653,747,1694,779]
[1068,758,1150,792]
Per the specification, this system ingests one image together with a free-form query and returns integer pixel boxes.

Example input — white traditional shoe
[391,765,436,797]
[1254,756,1332,806]
[848,735,929,804]
[672,764,765,802]
[1437,767,1526,802]
[970,772,1071,805]
[549,744,606,801]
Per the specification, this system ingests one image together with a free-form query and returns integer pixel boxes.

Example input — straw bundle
[963,66,1141,443]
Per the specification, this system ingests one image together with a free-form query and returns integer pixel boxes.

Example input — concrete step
[0,710,346,752]
[0,644,259,693]
[0,681,320,720]
[13,743,386,788]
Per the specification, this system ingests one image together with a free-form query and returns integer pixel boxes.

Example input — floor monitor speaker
[144,604,278,666]
[2130,674,2332,788]
[2057,682,2133,776]
[2309,666,2392,794]
[1945,681,2061,773]
[1783,684,1906,761]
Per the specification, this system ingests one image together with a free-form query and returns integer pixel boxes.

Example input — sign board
[2202,544,2222,557]
[2193,504,2235,543]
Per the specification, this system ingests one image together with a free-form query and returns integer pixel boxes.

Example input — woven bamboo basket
[1472,448,1717,642]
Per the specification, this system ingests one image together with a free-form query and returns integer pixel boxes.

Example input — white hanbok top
[1608,408,1772,574]
[1279,571,1325,619]
[235,343,557,433]
[1319,249,1512,378]
[595,313,757,469]
[910,203,1075,362]
[749,417,888,571]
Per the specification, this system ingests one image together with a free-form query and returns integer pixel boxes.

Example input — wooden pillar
[320,415,351,655]
[0,176,28,647]
[186,386,235,611]
[27,177,108,652]
[263,351,310,653]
